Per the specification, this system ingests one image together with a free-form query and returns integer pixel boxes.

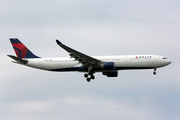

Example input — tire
[91,75,95,79]
[153,72,156,75]
[87,78,91,82]
[84,74,88,78]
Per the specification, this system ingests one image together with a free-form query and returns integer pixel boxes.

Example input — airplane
[8,38,171,82]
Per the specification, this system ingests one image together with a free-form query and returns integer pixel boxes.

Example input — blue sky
[0,0,180,120]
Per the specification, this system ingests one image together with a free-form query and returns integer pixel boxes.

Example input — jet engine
[101,62,115,70]
[102,71,118,77]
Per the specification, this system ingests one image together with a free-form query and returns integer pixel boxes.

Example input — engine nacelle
[101,62,115,70]
[102,71,118,77]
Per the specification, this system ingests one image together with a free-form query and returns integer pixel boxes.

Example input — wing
[56,40,101,68]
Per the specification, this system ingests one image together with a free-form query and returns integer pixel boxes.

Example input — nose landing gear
[153,68,156,75]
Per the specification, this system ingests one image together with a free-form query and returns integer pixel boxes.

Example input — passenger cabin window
[163,58,167,59]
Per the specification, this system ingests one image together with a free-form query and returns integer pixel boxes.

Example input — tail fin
[9,38,40,59]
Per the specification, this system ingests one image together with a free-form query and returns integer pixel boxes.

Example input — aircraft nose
[167,60,172,65]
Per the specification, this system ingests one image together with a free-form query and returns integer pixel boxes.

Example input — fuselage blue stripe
[49,66,154,72]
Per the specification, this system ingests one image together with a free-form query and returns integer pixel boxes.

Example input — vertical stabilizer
[9,38,40,59]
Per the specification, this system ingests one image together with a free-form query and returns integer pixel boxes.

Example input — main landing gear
[84,72,95,82]
[84,65,95,82]
[153,68,156,75]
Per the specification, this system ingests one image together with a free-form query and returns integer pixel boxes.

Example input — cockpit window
[163,58,167,59]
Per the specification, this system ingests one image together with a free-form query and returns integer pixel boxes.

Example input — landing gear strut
[153,68,156,75]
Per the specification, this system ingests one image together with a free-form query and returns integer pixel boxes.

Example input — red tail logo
[10,38,40,58]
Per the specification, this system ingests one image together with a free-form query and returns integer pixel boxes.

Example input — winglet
[56,40,62,45]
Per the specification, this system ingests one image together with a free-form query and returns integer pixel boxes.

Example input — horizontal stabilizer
[7,55,28,64]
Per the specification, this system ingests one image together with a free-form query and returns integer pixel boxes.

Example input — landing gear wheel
[87,78,91,82]
[90,75,95,80]
[84,74,88,78]
[153,72,156,75]
[85,69,95,82]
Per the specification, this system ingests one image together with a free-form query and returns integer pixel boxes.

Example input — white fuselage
[23,54,171,72]
[9,38,172,81]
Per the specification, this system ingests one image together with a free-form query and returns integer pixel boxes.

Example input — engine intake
[102,71,118,77]
[101,62,115,70]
